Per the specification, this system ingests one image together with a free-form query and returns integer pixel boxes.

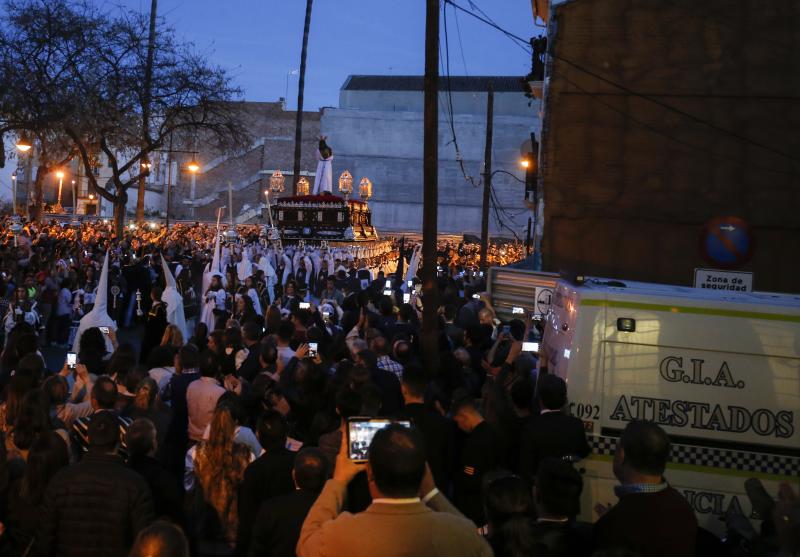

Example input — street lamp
[338,170,353,200]
[285,69,299,107]
[359,177,373,202]
[55,170,65,211]
[186,156,200,173]
[297,176,310,196]
[187,155,200,218]
[141,158,152,173]
[71,179,76,216]
[520,159,530,168]
[11,173,16,215]
[15,135,32,152]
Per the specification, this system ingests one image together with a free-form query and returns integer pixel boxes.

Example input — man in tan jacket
[297,423,492,557]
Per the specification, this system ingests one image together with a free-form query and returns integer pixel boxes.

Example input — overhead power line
[447,0,800,171]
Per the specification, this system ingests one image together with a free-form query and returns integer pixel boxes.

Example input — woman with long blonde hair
[189,404,252,553]
[160,324,184,349]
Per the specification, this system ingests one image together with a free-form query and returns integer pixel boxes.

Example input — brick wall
[541,0,800,292]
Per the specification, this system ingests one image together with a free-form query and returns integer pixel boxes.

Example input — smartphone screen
[502,325,511,335]
[99,326,109,334]
[299,302,310,309]
[512,306,524,315]
[406,280,413,287]
[522,341,540,352]
[383,289,392,296]
[403,293,410,304]
[384,280,391,288]
[472,293,481,300]
[308,342,318,358]
[66,352,77,369]
[347,418,412,462]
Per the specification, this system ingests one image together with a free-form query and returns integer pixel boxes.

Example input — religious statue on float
[313,135,333,195]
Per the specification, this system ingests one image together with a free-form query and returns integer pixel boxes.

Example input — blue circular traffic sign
[700,217,754,268]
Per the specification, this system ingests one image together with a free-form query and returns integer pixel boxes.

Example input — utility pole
[136,0,158,222]
[479,82,494,271]
[292,0,314,194]
[421,0,440,376]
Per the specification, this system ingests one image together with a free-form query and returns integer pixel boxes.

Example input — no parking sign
[699,217,754,269]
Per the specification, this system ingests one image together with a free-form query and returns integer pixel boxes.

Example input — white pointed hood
[161,255,189,340]
[202,224,226,294]
[72,251,116,352]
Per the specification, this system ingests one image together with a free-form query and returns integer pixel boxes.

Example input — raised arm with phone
[297,423,492,557]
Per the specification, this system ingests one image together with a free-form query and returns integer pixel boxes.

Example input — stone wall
[167,102,321,222]
[321,96,538,236]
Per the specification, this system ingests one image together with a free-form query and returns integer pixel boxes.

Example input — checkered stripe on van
[588,436,800,477]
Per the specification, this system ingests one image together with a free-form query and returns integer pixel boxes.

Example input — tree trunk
[136,0,158,222]
[29,165,47,222]
[292,0,313,193]
[113,189,127,238]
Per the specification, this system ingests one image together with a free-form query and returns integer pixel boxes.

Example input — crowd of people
[0,217,796,557]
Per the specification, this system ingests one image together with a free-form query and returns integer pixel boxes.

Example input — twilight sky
[118,0,537,108]
[1,0,538,198]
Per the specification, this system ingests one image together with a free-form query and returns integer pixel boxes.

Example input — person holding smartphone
[296,424,492,557]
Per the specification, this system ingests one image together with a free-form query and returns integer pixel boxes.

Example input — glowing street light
[186,157,200,173]
[55,170,65,210]
[520,159,530,169]
[15,135,32,152]
[187,155,200,217]
[11,173,17,215]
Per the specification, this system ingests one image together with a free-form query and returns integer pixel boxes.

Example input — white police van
[541,276,800,535]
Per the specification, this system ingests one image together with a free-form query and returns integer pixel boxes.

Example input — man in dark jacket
[162,345,201,479]
[518,374,590,479]
[71,375,133,460]
[37,412,155,557]
[593,420,697,556]
[237,322,263,382]
[126,418,183,525]
[356,349,403,416]
[452,396,506,526]
[394,363,454,493]
[236,410,296,555]
[140,286,168,364]
[247,448,328,557]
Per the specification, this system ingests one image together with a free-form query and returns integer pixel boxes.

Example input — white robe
[312,150,333,194]
[161,256,189,341]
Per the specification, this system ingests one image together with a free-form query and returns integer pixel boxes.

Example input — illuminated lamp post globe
[296,176,310,196]
[359,177,373,202]
[338,170,353,201]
